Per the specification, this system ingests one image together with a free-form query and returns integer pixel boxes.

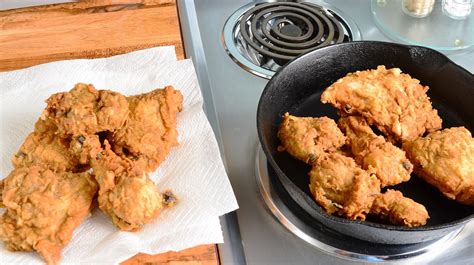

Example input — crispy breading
[91,141,174,231]
[277,113,346,164]
[43,83,129,136]
[12,118,78,172]
[371,189,429,227]
[338,116,412,187]
[403,127,474,205]
[111,86,183,172]
[68,134,102,165]
[11,117,102,172]
[321,66,442,142]
[0,165,98,265]
[308,153,427,226]
[308,152,380,220]
[1,84,183,263]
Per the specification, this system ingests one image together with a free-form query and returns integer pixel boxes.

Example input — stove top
[222,1,360,78]
[177,0,474,264]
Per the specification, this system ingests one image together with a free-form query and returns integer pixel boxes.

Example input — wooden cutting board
[0,0,184,71]
[0,1,219,264]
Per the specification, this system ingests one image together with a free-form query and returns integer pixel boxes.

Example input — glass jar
[442,0,473,19]
[402,0,436,18]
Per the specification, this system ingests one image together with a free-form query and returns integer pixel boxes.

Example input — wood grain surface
[122,245,220,265]
[0,0,184,72]
[0,1,219,264]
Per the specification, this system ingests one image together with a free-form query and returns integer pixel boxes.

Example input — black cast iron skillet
[257,41,474,245]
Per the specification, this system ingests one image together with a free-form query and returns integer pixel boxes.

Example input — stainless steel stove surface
[177,1,474,264]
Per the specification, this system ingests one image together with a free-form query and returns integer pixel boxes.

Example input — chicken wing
[338,116,412,187]
[110,86,183,172]
[277,113,346,164]
[43,83,129,136]
[403,127,474,205]
[0,165,98,265]
[371,189,429,227]
[321,65,442,142]
[91,141,175,231]
[308,152,381,220]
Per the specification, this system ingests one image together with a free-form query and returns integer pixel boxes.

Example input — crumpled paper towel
[0,46,239,264]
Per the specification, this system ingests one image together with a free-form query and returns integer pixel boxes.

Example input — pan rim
[256,40,474,233]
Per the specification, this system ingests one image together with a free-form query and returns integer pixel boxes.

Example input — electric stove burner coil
[222,1,361,78]
[240,2,348,62]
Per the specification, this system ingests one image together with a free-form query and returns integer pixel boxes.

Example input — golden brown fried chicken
[0,165,98,265]
[307,152,426,226]
[321,66,442,142]
[68,134,102,165]
[111,86,183,172]
[277,113,346,164]
[1,83,183,263]
[403,127,474,205]
[371,189,429,227]
[12,118,78,172]
[91,141,175,231]
[338,116,412,187]
[43,83,129,136]
[308,152,381,220]
[12,117,102,172]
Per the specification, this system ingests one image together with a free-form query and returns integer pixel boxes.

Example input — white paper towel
[0,46,238,264]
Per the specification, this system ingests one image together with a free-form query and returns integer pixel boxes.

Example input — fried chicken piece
[43,83,129,136]
[338,116,412,187]
[309,152,380,220]
[0,165,98,265]
[68,134,102,165]
[403,127,474,205]
[11,117,101,172]
[371,189,429,227]
[308,153,427,226]
[277,113,346,164]
[91,141,175,231]
[111,86,183,172]
[321,65,442,142]
[12,118,78,172]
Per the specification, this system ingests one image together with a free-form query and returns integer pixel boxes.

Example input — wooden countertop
[0,1,219,264]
